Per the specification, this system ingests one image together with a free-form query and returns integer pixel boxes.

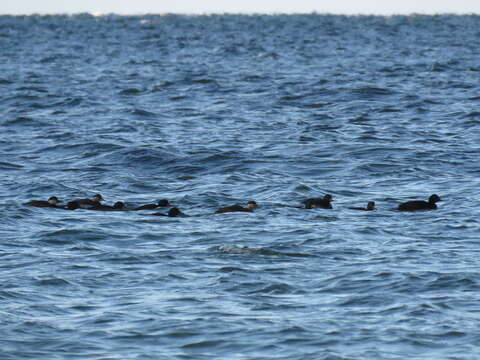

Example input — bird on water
[152,207,185,217]
[71,193,104,208]
[303,194,333,209]
[349,201,376,211]
[90,201,127,211]
[23,196,61,208]
[397,194,441,211]
[215,200,259,214]
[134,199,170,210]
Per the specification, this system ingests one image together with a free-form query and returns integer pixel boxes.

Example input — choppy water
[1,14,480,359]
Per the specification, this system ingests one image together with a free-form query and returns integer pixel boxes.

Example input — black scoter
[134,199,170,210]
[72,194,104,208]
[63,201,81,210]
[398,194,441,211]
[23,196,61,208]
[152,207,184,217]
[349,201,376,211]
[215,200,258,214]
[90,201,126,211]
[303,194,333,209]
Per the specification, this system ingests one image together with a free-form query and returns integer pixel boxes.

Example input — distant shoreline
[1,11,480,17]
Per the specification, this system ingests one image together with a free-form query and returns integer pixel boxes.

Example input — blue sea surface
[1,13,480,359]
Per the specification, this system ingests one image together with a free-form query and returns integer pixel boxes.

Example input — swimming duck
[63,201,81,210]
[152,207,184,217]
[134,199,170,210]
[23,196,61,208]
[349,201,376,211]
[398,194,441,211]
[71,194,104,208]
[90,201,126,211]
[215,200,258,214]
[303,194,333,209]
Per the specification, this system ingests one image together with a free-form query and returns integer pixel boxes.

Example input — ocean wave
[212,244,313,257]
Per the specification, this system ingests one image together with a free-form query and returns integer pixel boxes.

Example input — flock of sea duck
[23,193,442,214]
[23,194,185,216]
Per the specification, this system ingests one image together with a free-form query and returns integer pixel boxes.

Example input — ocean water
[1,13,480,359]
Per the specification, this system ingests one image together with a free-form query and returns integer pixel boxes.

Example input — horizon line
[1,10,480,16]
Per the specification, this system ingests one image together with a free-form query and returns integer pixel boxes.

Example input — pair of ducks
[303,194,441,211]
[303,194,375,210]
[23,194,110,209]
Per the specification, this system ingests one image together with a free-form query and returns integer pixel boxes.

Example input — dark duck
[23,196,61,208]
[71,193,104,208]
[64,201,81,210]
[90,201,126,211]
[349,201,376,211]
[215,200,258,214]
[303,194,333,209]
[397,194,441,211]
[152,207,184,217]
[134,199,170,210]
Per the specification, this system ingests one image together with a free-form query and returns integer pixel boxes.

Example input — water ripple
[1,13,480,360]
